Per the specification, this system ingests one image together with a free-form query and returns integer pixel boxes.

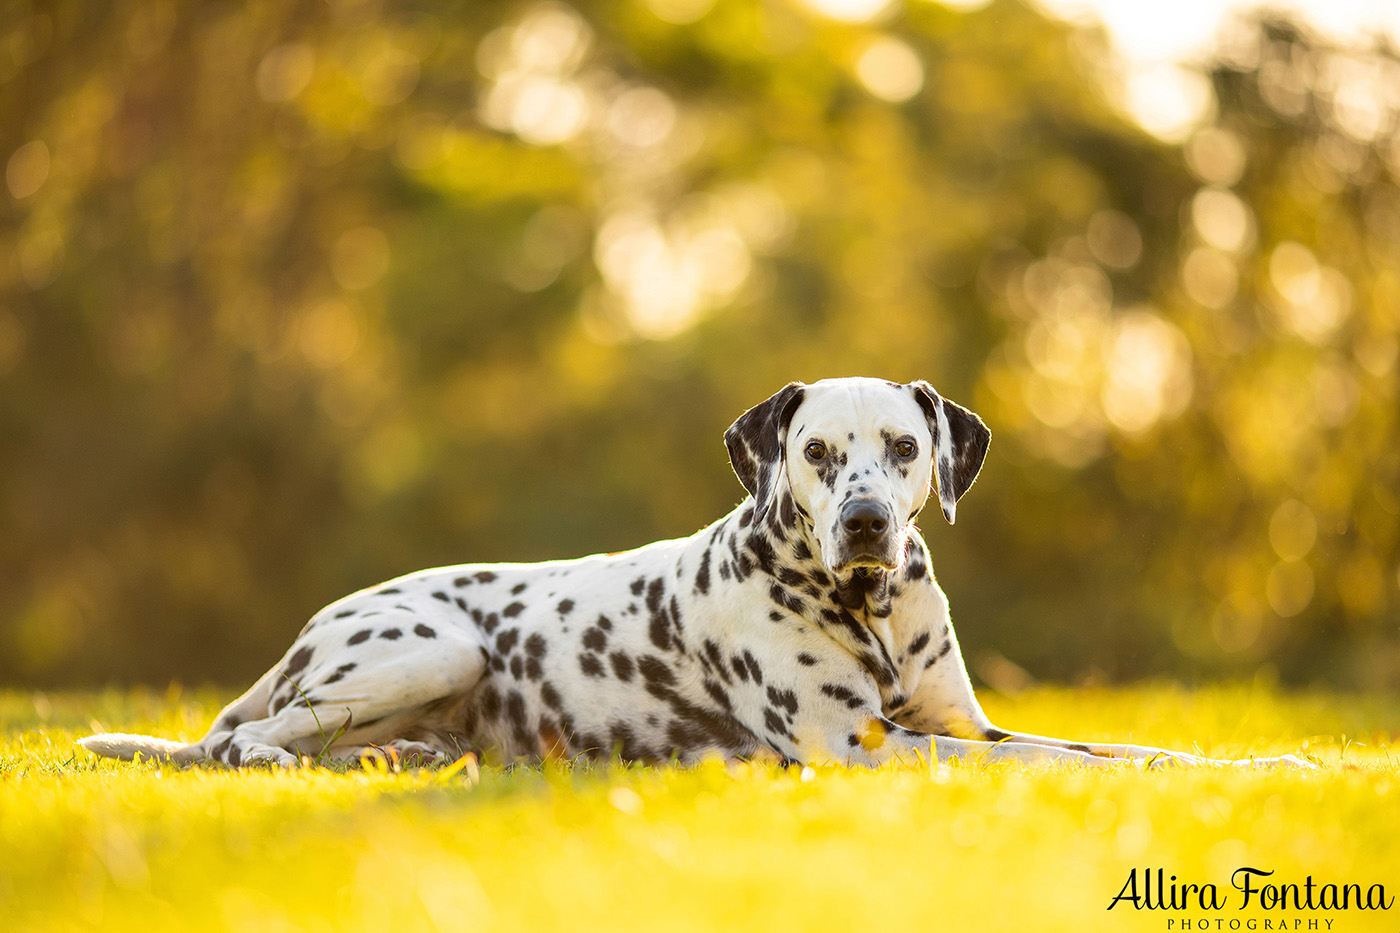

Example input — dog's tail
[77,733,202,765]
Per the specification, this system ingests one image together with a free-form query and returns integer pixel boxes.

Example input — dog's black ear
[725,382,806,523]
[911,381,990,524]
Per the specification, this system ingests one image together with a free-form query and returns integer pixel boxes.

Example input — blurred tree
[0,0,1395,688]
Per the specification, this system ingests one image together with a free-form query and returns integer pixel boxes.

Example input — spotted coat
[79,377,1313,771]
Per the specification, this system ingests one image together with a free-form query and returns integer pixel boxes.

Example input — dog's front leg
[800,707,1119,768]
[900,638,1312,769]
[779,661,1115,768]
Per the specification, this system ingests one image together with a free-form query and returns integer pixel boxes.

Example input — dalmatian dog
[80,377,1311,770]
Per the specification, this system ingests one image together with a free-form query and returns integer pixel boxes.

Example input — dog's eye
[894,439,917,458]
[804,440,828,462]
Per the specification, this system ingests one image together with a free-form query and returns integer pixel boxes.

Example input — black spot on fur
[704,679,732,711]
[481,612,500,634]
[510,656,524,679]
[582,627,607,652]
[747,534,777,575]
[479,685,502,719]
[778,491,796,530]
[596,614,612,631]
[742,650,763,685]
[557,598,575,615]
[777,566,805,587]
[540,682,562,710]
[506,691,530,745]
[630,577,646,596]
[768,582,805,615]
[283,646,314,677]
[610,651,634,681]
[348,629,372,646]
[645,578,665,615]
[694,547,711,596]
[637,655,675,697]
[502,601,525,618]
[378,587,402,595]
[797,652,818,666]
[324,662,357,685]
[983,727,1011,742]
[766,686,799,716]
[496,629,519,654]
[858,649,897,687]
[379,628,401,640]
[648,615,671,652]
[474,571,497,583]
[524,657,542,681]
[228,743,242,767]
[702,640,730,684]
[334,610,355,619]
[432,591,449,602]
[906,631,931,656]
[414,624,437,639]
[511,582,528,595]
[454,576,473,587]
[579,653,605,678]
[525,633,547,658]
[820,683,865,709]
[731,655,749,682]
[820,606,872,646]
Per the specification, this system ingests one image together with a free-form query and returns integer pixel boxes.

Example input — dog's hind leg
[78,668,283,765]
[204,619,489,768]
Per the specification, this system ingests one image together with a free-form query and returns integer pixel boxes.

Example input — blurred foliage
[0,0,1397,688]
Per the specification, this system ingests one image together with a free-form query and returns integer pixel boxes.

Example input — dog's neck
[831,567,890,614]
[725,495,905,697]
[728,494,895,618]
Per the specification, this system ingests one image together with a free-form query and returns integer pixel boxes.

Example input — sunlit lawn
[1,684,1396,932]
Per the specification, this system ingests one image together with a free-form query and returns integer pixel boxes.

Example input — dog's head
[725,377,990,574]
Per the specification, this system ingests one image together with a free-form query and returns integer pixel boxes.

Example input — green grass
[2,684,1397,932]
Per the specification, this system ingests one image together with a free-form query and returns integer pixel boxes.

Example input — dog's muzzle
[832,498,899,570]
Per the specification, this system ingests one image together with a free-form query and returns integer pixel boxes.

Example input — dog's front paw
[1238,753,1319,771]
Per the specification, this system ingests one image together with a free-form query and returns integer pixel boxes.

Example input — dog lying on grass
[81,377,1311,770]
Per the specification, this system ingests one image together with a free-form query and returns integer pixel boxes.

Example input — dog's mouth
[831,554,900,574]
[826,538,903,574]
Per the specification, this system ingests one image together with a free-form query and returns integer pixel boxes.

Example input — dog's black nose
[840,499,890,540]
